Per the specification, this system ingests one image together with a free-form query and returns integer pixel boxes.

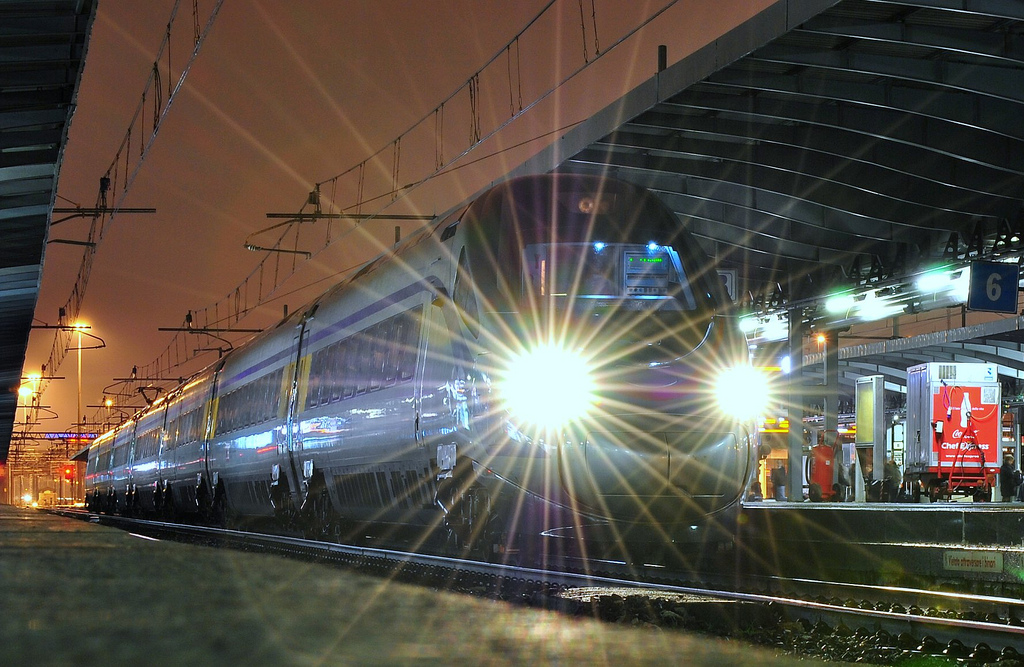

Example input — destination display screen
[623,251,670,295]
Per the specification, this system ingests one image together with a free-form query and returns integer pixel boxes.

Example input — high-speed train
[85,173,767,562]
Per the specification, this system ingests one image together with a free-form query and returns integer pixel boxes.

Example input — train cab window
[452,248,479,339]
[522,242,697,311]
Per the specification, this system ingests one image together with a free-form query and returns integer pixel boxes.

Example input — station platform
[0,505,796,665]
[738,501,1024,590]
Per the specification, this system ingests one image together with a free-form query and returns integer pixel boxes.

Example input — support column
[823,330,839,446]
[788,309,805,501]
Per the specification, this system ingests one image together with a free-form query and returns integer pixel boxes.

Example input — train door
[281,313,313,510]
[415,246,471,481]
[196,364,222,511]
[416,286,457,460]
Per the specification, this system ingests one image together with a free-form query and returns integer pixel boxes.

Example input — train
[85,173,768,564]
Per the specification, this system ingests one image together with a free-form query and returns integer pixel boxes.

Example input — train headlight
[714,365,771,421]
[499,343,596,430]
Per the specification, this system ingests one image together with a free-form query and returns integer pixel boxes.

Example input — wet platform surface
[0,505,798,665]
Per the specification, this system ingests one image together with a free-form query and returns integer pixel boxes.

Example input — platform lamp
[15,375,41,506]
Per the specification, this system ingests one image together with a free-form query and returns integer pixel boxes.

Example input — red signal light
[63,466,74,481]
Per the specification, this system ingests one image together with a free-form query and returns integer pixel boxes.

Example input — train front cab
[447,174,762,556]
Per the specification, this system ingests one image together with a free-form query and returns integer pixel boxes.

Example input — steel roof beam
[798,18,1024,63]
[569,145,983,239]
[860,0,1024,23]
[667,85,1024,173]
[598,127,1013,216]
[749,43,1024,106]
[626,110,1022,198]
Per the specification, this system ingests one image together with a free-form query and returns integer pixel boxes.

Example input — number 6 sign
[967,260,1020,314]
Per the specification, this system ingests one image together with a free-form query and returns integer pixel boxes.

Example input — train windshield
[522,242,698,311]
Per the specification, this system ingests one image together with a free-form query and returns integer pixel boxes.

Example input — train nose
[560,429,746,522]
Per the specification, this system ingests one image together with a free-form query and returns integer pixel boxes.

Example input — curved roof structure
[0,0,96,462]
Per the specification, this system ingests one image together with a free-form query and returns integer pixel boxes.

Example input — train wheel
[440,484,492,559]
[301,478,336,541]
[161,487,177,521]
[211,482,230,528]
[196,480,213,523]
[270,476,300,531]
[130,488,141,517]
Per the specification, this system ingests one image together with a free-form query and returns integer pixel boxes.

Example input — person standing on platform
[1000,454,1018,502]
[835,457,850,502]
[770,462,787,501]
[883,458,902,502]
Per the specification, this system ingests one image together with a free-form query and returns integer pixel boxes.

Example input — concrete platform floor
[0,505,802,665]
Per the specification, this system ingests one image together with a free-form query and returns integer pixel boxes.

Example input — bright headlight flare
[499,343,596,430]
[714,365,772,421]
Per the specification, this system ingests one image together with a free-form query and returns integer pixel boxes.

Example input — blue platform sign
[967,260,1020,314]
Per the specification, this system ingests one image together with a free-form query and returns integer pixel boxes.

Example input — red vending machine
[905,362,1001,501]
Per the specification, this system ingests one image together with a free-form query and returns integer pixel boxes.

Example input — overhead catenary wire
[138,0,683,381]
[35,0,226,408]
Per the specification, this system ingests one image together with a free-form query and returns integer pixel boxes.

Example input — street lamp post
[68,322,104,504]
[77,324,83,443]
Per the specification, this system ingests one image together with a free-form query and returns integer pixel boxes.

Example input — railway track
[55,508,1024,663]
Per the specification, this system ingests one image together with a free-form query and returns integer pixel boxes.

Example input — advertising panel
[930,383,1000,469]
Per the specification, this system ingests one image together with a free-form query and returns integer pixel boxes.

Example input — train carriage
[159,372,217,516]
[124,398,166,514]
[85,428,114,512]
[206,317,296,518]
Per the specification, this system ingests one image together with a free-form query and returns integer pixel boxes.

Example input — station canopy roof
[0,0,95,462]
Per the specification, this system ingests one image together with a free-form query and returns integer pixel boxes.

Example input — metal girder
[867,0,1024,22]
[568,145,976,238]
[596,128,1008,217]
[750,43,1024,105]
[665,85,1024,175]
[627,108,1022,199]
[798,15,1024,62]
